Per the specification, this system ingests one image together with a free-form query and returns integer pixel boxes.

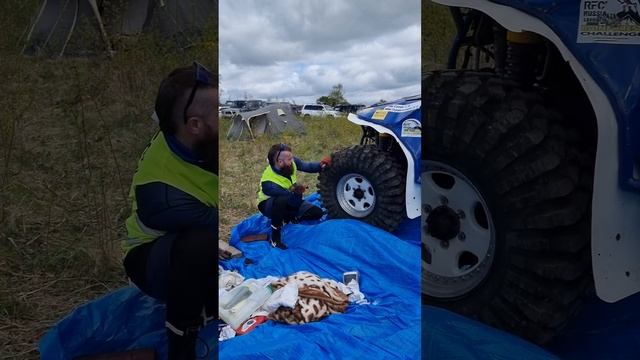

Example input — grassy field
[219,116,361,242]
[0,1,216,357]
[423,1,456,71]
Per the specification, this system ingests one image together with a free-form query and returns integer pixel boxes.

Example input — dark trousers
[123,228,217,332]
[258,196,323,228]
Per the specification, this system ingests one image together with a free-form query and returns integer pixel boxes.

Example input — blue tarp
[546,291,640,359]
[40,193,637,359]
[219,194,421,359]
[420,292,640,359]
[422,306,558,360]
[39,194,422,359]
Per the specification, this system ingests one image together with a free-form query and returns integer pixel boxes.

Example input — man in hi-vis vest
[257,143,331,249]
[122,62,217,360]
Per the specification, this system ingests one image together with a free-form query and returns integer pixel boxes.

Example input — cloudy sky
[219,0,421,106]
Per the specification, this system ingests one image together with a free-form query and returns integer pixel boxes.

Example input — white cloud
[220,0,420,105]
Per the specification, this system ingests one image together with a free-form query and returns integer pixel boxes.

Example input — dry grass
[0,1,216,357]
[219,116,361,242]
[423,1,456,71]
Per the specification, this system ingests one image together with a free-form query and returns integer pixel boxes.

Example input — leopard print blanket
[268,271,349,324]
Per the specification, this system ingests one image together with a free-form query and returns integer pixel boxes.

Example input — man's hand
[320,155,332,170]
[219,248,232,260]
[290,182,307,195]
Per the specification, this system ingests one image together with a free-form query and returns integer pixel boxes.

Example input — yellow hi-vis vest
[256,162,297,205]
[123,131,218,255]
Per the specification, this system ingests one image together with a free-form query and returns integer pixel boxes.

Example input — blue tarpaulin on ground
[39,194,422,359]
[218,194,421,359]
[546,291,640,359]
[422,306,558,360]
[421,292,640,360]
[39,193,639,359]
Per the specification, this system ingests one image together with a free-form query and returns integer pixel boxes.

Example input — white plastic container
[219,281,272,329]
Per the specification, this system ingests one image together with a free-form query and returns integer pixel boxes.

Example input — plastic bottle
[219,281,273,329]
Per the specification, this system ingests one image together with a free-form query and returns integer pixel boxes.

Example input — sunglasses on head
[275,143,287,163]
[183,61,213,124]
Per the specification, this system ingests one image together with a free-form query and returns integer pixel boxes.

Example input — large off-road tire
[422,71,594,344]
[318,145,406,232]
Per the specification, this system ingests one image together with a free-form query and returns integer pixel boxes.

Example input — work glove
[290,182,307,195]
[320,155,332,170]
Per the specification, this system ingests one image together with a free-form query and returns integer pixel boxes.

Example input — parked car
[300,104,340,117]
[219,106,238,118]
[243,99,266,111]
[334,104,366,115]
[224,100,246,109]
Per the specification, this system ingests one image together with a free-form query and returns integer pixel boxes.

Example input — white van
[300,104,340,117]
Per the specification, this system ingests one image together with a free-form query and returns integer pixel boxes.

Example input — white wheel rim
[336,173,376,218]
[422,160,496,298]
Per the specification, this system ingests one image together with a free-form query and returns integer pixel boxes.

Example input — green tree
[316,95,331,105]
[316,84,348,106]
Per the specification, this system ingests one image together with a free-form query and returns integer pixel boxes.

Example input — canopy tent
[23,0,111,57]
[119,0,216,39]
[226,103,305,141]
[22,0,216,57]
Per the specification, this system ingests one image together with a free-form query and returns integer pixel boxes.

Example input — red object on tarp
[235,316,268,335]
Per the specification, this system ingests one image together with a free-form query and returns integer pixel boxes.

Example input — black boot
[270,225,287,249]
[297,206,324,222]
[166,322,199,360]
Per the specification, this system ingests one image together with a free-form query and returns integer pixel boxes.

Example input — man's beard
[280,164,293,177]
[194,125,218,174]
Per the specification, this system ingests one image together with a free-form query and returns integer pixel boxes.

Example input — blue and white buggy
[423,0,640,345]
[317,96,422,232]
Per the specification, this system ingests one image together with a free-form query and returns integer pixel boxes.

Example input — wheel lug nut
[457,210,465,219]
[441,240,449,248]
[423,204,432,213]
[458,232,466,241]
[440,196,448,205]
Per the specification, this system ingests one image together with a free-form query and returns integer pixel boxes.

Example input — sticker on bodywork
[372,110,389,120]
[578,0,640,44]
[384,102,421,113]
[401,119,421,137]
